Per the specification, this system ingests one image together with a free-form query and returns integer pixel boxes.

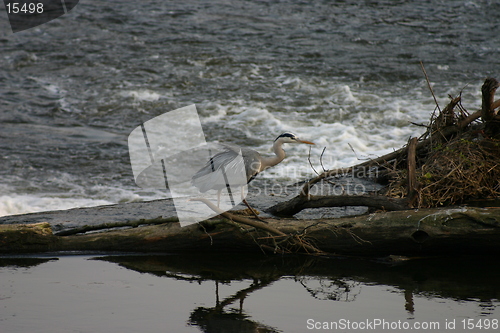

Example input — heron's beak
[298,139,315,145]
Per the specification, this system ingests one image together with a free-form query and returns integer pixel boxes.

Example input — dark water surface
[0,254,499,332]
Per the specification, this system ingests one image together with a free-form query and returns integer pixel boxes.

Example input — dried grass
[417,135,500,207]
[386,95,500,208]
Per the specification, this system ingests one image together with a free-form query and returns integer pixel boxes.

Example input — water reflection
[0,257,57,268]
[94,254,500,332]
[190,279,279,333]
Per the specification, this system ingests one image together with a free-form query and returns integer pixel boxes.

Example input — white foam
[0,177,170,217]
[0,193,113,217]
[120,89,162,102]
[197,79,447,183]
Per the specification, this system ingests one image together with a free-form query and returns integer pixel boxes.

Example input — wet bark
[481,77,500,136]
[267,195,408,217]
[406,137,419,207]
[2,207,500,256]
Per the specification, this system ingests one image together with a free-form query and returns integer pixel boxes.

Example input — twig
[457,109,481,129]
[420,61,441,113]
[300,221,326,234]
[192,198,287,236]
[308,145,320,176]
[191,198,324,254]
[348,143,369,162]
[345,228,372,245]
[198,222,214,246]
[319,147,327,172]
[410,122,429,128]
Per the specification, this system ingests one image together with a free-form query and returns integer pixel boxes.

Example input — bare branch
[420,61,441,113]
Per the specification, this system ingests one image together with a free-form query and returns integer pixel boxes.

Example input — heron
[191,132,315,217]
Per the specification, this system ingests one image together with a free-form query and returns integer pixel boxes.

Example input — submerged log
[1,207,500,256]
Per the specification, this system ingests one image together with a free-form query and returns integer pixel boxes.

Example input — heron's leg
[217,189,222,207]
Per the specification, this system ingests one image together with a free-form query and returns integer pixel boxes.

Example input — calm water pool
[0,253,498,332]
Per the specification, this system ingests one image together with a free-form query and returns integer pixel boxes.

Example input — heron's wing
[191,146,261,192]
[240,147,261,182]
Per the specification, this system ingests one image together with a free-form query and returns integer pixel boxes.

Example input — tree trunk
[2,207,500,256]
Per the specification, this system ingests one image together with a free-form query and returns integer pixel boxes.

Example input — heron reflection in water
[191,132,315,216]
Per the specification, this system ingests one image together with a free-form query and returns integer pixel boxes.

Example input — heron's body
[192,132,314,194]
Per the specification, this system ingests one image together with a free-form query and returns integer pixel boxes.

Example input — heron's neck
[260,140,286,171]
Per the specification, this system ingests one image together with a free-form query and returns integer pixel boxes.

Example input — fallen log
[1,206,500,256]
[0,222,60,252]
[268,195,408,217]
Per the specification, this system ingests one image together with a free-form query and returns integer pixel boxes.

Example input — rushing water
[0,253,499,333]
[1,0,500,216]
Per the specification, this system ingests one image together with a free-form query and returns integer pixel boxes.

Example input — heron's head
[275,132,315,145]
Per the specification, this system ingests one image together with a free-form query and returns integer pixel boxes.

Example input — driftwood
[406,137,419,207]
[1,207,500,256]
[482,77,500,136]
[481,78,500,122]
[268,195,407,217]
[191,198,324,254]
[270,77,500,217]
[297,102,477,199]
